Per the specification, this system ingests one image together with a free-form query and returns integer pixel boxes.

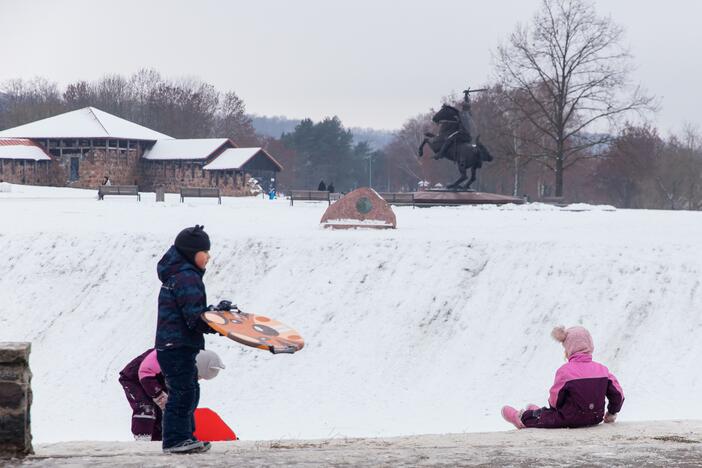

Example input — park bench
[180,187,222,204]
[98,185,140,201]
[290,190,331,206]
[540,196,567,207]
[379,192,415,208]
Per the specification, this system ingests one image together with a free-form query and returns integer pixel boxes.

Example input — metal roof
[142,138,232,161]
[0,138,52,161]
[0,107,173,140]
[203,147,283,171]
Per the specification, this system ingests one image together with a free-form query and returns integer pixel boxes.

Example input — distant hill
[349,127,395,151]
[251,114,395,150]
[251,115,301,139]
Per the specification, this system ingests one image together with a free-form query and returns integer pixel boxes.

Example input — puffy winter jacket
[547,353,624,427]
[118,348,166,398]
[155,246,214,350]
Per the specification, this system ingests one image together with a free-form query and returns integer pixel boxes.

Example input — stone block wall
[55,148,142,189]
[0,160,60,187]
[0,342,32,457]
[0,146,261,196]
[140,160,250,196]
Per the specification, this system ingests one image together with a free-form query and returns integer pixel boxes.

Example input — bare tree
[656,127,702,210]
[215,91,259,145]
[595,124,662,208]
[470,87,544,196]
[0,77,64,129]
[63,81,93,110]
[494,0,653,197]
[383,114,431,190]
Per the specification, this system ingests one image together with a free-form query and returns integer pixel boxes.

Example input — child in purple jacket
[501,325,624,429]
[118,348,225,441]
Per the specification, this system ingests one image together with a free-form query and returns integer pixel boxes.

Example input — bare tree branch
[494,0,653,196]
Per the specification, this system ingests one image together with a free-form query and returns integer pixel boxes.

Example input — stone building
[140,138,282,195]
[0,107,282,196]
[0,138,58,186]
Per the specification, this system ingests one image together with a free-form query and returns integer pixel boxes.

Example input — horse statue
[417,91,494,190]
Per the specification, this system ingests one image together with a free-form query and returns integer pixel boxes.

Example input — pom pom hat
[551,325,594,358]
[196,349,225,380]
[174,225,210,266]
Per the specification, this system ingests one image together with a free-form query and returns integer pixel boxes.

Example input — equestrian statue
[418,87,493,190]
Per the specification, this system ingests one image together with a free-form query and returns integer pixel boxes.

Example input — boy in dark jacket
[156,224,221,454]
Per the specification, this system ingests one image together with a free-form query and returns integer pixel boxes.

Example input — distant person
[317,180,327,191]
[102,176,112,186]
[327,182,335,193]
[268,186,276,200]
[501,325,624,430]
[118,349,225,441]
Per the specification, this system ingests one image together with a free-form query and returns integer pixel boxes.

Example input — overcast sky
[0,0,699,132]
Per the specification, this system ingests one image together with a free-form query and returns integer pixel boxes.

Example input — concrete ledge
[14,420,702,467]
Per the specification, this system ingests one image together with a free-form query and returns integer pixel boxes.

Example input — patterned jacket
[155,246,214,350]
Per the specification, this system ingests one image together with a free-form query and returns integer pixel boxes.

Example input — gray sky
[0,0,699,132]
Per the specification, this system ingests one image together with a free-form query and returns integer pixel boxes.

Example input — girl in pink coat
[118,348,225,441]
[501,325,624,429]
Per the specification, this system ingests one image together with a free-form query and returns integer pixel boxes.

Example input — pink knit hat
[551,325,594,357]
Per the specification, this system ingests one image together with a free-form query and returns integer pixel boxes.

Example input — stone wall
[0,342,32,457]
[0,145,260,197]
[140,160,250,196]
[54,147,142,189]
[0,160,60,186]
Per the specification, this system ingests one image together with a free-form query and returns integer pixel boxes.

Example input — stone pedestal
[0,343,33,457]
[413,190,525,206]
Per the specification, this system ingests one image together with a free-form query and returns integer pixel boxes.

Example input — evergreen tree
[281,116,362,191]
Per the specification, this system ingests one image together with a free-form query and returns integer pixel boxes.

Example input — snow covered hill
[1,183,701,443]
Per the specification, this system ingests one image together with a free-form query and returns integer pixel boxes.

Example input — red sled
[194,408,238,441]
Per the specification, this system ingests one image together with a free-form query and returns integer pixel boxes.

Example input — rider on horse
[432,100,472,160]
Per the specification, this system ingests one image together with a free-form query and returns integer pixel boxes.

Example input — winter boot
[501,405,525,429]
[197,441,212,453]
[163,439,206,454]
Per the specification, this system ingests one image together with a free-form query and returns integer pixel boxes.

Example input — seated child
[119,348,225,441]
[501,325,624,429]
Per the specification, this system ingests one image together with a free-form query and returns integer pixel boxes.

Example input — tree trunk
[555,154,564,197]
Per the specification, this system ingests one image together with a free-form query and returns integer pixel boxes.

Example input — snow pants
[157,347,200,449]
[119,376,163,441]
[521,407,601,429]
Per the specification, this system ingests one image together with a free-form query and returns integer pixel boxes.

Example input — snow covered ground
[1,183,701,444]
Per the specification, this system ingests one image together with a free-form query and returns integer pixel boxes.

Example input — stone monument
[415,85,525,206]
[320,187,396,229]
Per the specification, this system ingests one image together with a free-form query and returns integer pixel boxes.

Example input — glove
[604,412,617,423]
[215,300,234,311]
[153,392,168,410]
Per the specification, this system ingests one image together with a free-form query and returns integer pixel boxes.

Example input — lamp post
[367,154,372,189]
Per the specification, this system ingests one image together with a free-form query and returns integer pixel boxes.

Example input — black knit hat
[174,225,210,265]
